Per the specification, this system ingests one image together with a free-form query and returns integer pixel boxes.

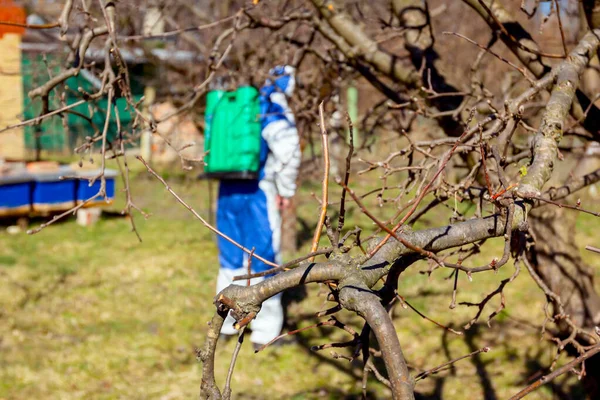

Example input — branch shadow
[463,325,498,400]
[452,320,586,400]
[296,216,315,249]
[517,346,587,400]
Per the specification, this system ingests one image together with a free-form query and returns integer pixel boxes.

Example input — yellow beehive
[0,33,24,160]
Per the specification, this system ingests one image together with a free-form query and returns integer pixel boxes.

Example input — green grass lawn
[0,169,598,399]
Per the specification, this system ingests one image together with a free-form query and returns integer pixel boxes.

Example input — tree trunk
[528,206,600,398]
[280,197,297,255]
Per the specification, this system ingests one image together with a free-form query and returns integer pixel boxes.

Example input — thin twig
[444,31,534,83]
[508,344,600,400]
[460,259,520,329]
[479,138,493,197]
[335,111,354,245]
[0,99,87,134]
[553,0,568,57]
[366,358,391,388]
[415,347,491,381]
[234,312,256,330]
[338,179,444,264]
[28,86,113,235]
[0,20,59,29]
[475,0,564,59]
[586,245,600,254]
[310,102,331,259]
[246,248,255,287]
[368,122,474,259]
[255,320,336,353]
[398,294,463,335]
[136,156,278,268]
[122,14,237,41]
[232,248,332,281]
[526,195,599,217]
[27,192,102,235]
[223,326,246,400]
[113,106,145,242]
[450,269,459,309]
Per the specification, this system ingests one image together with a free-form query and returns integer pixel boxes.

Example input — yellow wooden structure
[0,33,25,160]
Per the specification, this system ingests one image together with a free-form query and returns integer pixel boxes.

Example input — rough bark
[339,284,415,400]
[199,311,227,399]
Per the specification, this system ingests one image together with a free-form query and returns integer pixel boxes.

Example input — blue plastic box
[32,166,76,213]
[0,174,32,217]
[75,169,118,206]
[0,167,119,217]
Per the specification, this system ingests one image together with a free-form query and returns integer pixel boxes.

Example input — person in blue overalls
[216,66,301,347]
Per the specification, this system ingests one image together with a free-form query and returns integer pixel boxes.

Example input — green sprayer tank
[204,86,261,179]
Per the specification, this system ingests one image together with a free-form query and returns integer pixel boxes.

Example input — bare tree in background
[4,0,600,399]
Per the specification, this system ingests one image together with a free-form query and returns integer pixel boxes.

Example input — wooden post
[347,84,359,145]
[280,197,297,256]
